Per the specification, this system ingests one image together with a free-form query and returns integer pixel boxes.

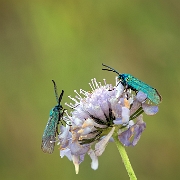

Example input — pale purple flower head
[57,77,159,174]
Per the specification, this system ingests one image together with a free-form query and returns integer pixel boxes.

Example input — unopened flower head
[58,77,159,174]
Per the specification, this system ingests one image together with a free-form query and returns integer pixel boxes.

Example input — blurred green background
[1,0,180,179]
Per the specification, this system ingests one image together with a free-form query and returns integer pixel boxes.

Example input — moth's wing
[41,115,57,154]
[128,77,161,104]
[41,135,56,154]
[146,88,161,104]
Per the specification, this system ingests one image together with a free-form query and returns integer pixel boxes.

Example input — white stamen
[91,79,96,90]
[68,96,79,104]
[69,102,79,109]
[89,83,94,91]
[94,78,99,88]
[103,79,106,85]
[65,102,74,109]
[74,90,82,99]
[63,116,71,122]
[64,110,72,121]
[75,95,81,100]
[80,89,88,97]
[108,84,113,91]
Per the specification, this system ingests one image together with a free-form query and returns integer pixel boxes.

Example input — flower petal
[113,118,123,125]
[72,155,80,174]
[88,149,98,170]
[95,127,115,156]
[60,148,72,161]
[130,100,141,116]
[122,107,130,124]
[69,142,90,156]
[142,103,159,115]
[118,115,146,146]
[136,91,147,102]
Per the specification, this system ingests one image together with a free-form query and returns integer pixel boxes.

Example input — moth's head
[118,74,130,86]
[53,105,61,112]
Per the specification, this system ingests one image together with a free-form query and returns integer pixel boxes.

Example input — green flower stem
[113,133,137,180]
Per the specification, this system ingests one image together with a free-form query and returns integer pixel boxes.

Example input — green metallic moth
[41,80,64,154]
[102,64,161,105]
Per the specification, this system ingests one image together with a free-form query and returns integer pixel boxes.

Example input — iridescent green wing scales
[41,108,59,154]
[127,75,161,104]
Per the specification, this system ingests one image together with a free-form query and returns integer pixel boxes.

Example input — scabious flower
[57,77,159,174]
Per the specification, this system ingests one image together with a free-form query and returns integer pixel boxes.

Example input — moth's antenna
[102,63,120,75]
[58,90,64,105]
[52,80,59,103]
